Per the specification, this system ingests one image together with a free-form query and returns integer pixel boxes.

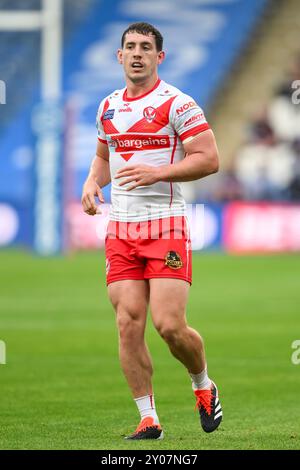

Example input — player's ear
[157,50,165,65]
[117,49,123,64]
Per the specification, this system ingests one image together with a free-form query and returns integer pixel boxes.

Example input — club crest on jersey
[143,106,156,123]
[165,251,183,269]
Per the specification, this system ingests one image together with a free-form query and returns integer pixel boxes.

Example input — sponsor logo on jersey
[119,103,132,112]
[143,106,157,123]
[184,113,204,127]
[165,251,183,269]
[103,109,115,120]
[176,101,197,116]
[108,134,170,152]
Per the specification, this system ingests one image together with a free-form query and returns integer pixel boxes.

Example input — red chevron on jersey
[101,99,120,135]
[127,96,176,133]
[120,153,134,161]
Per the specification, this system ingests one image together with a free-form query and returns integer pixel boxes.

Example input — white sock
[134,394,159,423]
[189,366,212,390]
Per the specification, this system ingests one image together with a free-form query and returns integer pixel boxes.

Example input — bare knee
[155,320,186,345]
[108,286,148,344]
[117,311,145,342]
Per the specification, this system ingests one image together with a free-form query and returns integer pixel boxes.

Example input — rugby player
[81,22,222,440]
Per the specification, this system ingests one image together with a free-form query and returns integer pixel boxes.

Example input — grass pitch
[0,250,299,450]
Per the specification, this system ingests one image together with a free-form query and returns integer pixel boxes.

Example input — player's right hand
[81,179,104,216]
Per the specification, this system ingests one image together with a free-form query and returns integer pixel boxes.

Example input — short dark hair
[121,22,163,52]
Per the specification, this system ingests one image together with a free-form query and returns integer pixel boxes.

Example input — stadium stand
[233,55,300,201]
[210,0,300,168]
[0,0,94,202]
[195,0,300,202]
[204,52,300,203]
[0,0,269,206]
[1,0,300,251]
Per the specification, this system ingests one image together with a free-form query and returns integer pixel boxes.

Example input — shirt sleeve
[170,93,210,142]
[96,99,108,144]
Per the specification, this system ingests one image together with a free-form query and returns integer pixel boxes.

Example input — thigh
[149,278,190,329]
[108,279,150,323]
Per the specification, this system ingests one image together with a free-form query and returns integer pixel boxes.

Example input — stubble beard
[125,63,156,86]
[127,71,148,84]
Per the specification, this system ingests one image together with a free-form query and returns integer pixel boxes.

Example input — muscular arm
[159,129,219,182]
[115,129,219,190]
[81,141,110,215]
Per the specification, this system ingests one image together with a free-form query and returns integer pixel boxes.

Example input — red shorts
[105,216,192,285]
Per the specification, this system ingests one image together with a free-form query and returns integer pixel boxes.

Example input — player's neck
[125,75,159,99]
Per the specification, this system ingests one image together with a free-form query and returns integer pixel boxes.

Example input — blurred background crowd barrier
[0,0,299,255]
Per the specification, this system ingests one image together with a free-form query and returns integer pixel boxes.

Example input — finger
[81,196,91,213]
[84,207,96,216]
[81,197,87,212]
[115,170,136,179]
[115,169,138,179]
[126,181,144,191]
[96,206,102,214]
[83,200,96,214]
[88,204,97,215]
[117,165,137,172]
[118,176,139,186]
[86,193,97,212]
[82,193,91,209]
[116,165,137,175]
[96,186,104,203]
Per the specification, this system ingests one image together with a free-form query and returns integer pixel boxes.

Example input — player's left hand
[115,164,161,191]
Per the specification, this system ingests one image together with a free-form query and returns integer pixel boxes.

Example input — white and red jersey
[96,78,210,222]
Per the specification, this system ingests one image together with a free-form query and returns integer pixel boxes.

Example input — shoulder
[157,83,201,119]
[96,88,126,114]
[173,93,200,114]
[162,84,209,139]
[155,80,181,98]
[159,80,196,102]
